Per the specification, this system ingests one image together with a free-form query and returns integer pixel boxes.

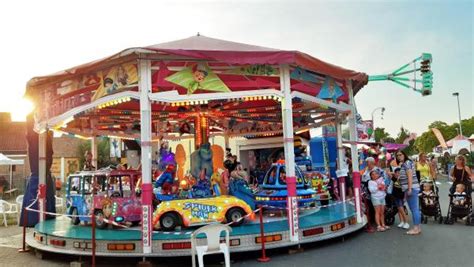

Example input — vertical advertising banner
[356,120,374,142]
[431,128,448,149]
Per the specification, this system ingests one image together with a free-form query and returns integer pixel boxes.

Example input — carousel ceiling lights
[97,97,132,109]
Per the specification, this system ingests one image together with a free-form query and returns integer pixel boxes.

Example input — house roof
[0,116,27,154]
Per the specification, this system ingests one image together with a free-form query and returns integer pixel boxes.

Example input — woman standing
[396,150,421,235]
[449,155,473,195]
[416,153,435,182]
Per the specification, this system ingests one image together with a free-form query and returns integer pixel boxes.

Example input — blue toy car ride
[254,161,317,208]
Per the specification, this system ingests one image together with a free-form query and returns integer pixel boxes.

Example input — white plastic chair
[15,195,24,223]
[55,196,64,213]
[0,200,18,227]
[191,224,232,267]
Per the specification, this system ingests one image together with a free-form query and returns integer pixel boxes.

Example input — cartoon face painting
[193,69,208,83]
[102,198,113,218]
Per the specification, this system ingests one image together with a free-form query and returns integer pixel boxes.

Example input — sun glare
[10,98,34,122]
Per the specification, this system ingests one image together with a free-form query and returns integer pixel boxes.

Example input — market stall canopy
[0,153,24,165]
[445,135,469,148]
[383,143,408,152]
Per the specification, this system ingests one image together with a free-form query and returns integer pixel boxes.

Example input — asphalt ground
[0,175,472,267]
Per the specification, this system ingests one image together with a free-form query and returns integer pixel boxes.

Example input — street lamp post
[452,92,463,137]
[371,107,385,128]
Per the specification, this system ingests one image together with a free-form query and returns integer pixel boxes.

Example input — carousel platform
[27,202,365,257]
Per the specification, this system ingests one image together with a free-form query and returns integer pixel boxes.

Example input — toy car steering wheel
[111,191,121,198]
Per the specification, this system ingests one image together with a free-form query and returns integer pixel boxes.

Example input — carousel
[22,35,369,257]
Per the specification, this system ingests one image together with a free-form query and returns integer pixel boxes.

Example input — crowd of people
[358,148,473,235]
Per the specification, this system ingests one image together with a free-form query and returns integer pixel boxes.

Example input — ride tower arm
[368,53,433,96]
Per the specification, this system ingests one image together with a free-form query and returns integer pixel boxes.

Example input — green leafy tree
[414,131,439,153]
[414,116,474,153]
[396,126,418,155]
[460,116,474,137]
[374,127,391,143]
[342,127,350,140]
[77,138,113,169]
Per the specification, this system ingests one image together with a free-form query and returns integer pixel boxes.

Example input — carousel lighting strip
[242,95,281,102]
[148,89,283,105]
[51,129,91,140]
[42,91,141,131]
[97,97,132,109]
[170,100,209,107]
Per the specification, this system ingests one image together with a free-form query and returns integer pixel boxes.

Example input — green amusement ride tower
[369,53,433,96]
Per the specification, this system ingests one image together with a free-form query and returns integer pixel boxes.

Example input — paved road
[0,176,472,267]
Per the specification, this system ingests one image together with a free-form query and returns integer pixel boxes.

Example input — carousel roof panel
[26,35,368,93]
[146,35,282,52]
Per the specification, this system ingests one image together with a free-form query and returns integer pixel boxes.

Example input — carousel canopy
[25,35,368,141]
[27,35,367,91]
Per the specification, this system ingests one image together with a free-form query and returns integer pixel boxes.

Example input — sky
[0,0,472,137]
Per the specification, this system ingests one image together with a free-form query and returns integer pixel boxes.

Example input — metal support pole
[347,81,363,223]
[18,207,30,252]
[371,107,385,129]
[280,64,299,242]
[224,135,230,150]
[257,206,270,262]
[453,93,463,136]
[335,116,346,202]
[91,136,98,170]
[38,130,47,222]
[60,157,65,183]
[91,197,96,267]
[9,165,12,191]
[139,59,153,254]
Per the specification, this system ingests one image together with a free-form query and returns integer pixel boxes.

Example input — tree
[414,131,439,153]
[396,126,418,155]
[77,138,113,169]
[374,127,391,143]
[395,126,410,144]
[342,127,350,140]
[414,116,474,153]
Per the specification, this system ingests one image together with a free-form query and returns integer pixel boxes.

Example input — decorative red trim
[38,184,46,199]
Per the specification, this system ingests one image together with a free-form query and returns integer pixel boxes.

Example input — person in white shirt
[368,169,388,232]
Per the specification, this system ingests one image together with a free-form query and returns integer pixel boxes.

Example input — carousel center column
[280,64,299,242]
[139,58,153,254]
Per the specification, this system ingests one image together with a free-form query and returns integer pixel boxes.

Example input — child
[368,169,388,231]
[392,168,409,229]
[421,182,436,206]
[453,183,467,206]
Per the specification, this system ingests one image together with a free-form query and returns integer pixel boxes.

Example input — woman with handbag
[449,155,472,195]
